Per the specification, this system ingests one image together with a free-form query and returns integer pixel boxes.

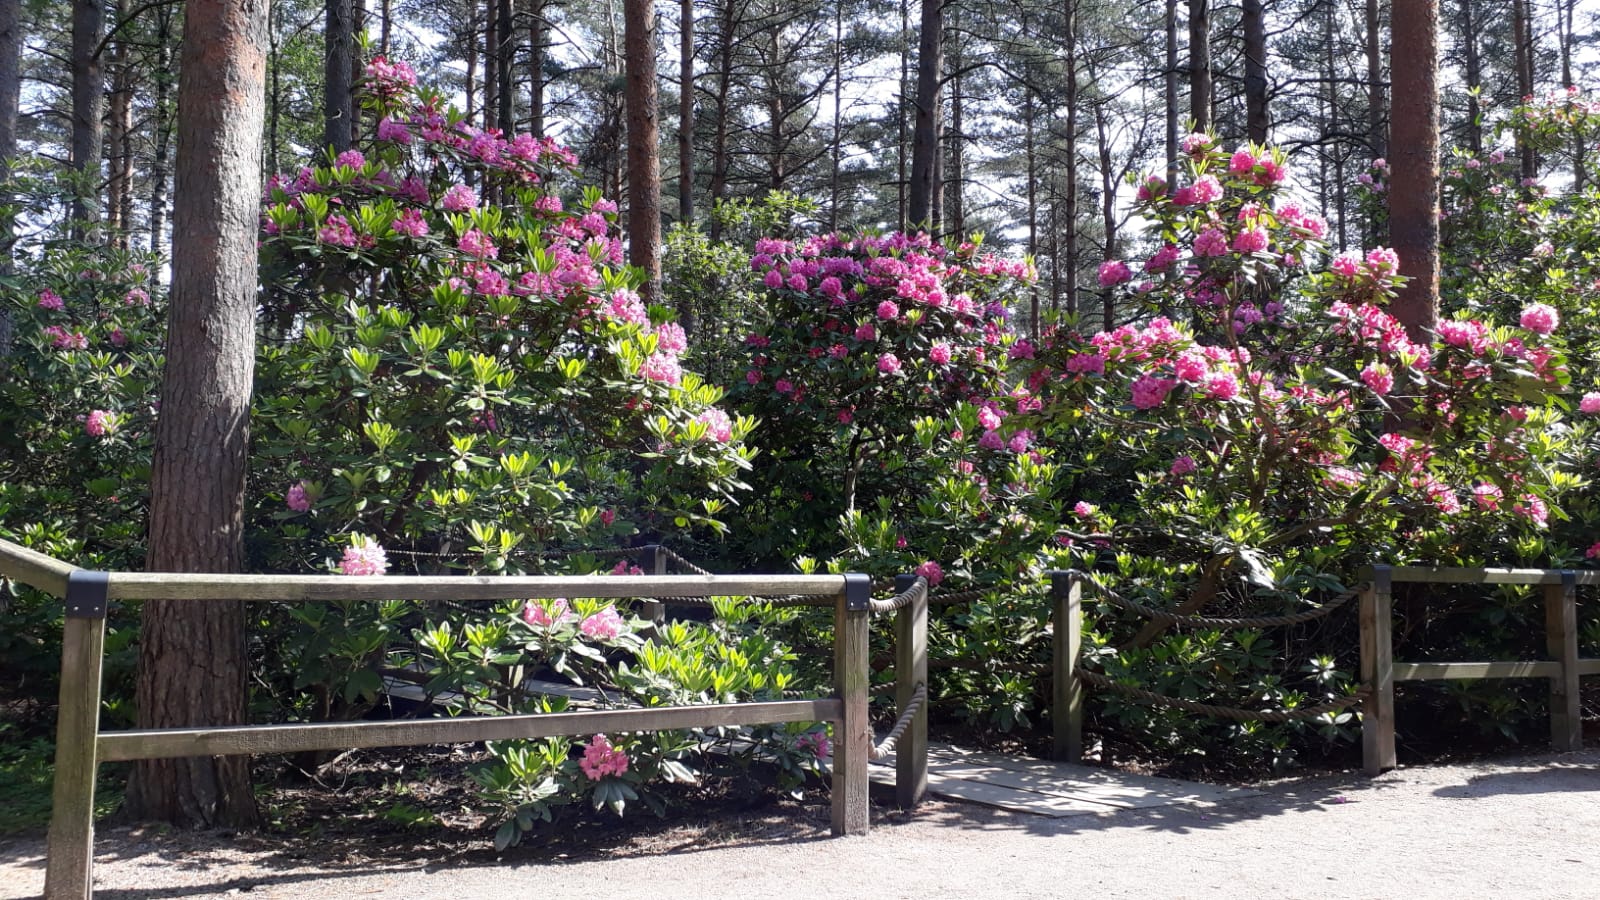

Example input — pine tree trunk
[624,0,662,303]
[1366,0,1384,158]
[1096,99,1116,331]
[1188,0,1210,132]
[71,0,105,231]
[380,0,391,55]
[530,0,547,136]
[1164,0,1178,178]
[1389,0,1440,344]
[907,0,942,229]
[484,0,500,131]
[465,6,479,122]
[1,0,22,266]
[149,4,175,257]
[497,0,514,130]
[1243,0,1268,144]
[1063,0,1078,319]
[828,2,842,232]
[1024,88,1039,341]
[1512,0,1536,179]
[106,0,133,248]
[707,0,733,241]
[324,0,354,153]
[679,0,694,222]
[1462,0,1481,153]
[896,0,909,232]
[946,27,964,239]
[124,0,269,829]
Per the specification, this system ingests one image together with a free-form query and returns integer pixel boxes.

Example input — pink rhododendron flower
[1189,174,1223,204]
[693,408,733,442]
[522,598,572,628]
[1073,501,1097,519]
[611,560,644,576]
[1512,494,1549,527]
[286,481,312,513]
[1232,227,1269,253]
[876,300,900,320]
[877,353,902,375]
[1228,148,1257,175]
[1180,132,1212,155]
[579,734,629,779]
[915,560,944,586]
[84,409,116,437]
[1587,542,1600,560]
[655,322,687,355]
[1520,303,1559,335]
[1097,260,1133,288]
[107,329,127,348]
[1472,483,1504,511]
[1170,455,1197,476]
[1130,374,1176,409]
[1145,244,1181,273]
[854,323,876,342]
[457,229,498,258]
[124,288,150,306]
[393,209,429,237]
[1008,430,1033,453]
[1204,371,1240,400]
[1325,467,1362,490]
[1360,363,1394,396]
[440,183,478,211]
[1580,392,1600,414]
[37,289,63,310]
[639,352,682,386]
[602,289,650,327]
[1193,228,1229,257]
[340,537,388,576]
[929,343,952,365]
[580,607,624,641]
[376,117,412,143]
[795,729,831,759]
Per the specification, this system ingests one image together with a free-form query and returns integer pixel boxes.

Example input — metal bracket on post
[843,573,872,611]
[64,570,110,619]
[640,544,662,574]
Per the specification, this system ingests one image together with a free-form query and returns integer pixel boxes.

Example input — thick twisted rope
[1074,668,1370,723]
[870,577,928,615]
[1080,574,1367,630]
[657,545,714,576]
[869,681,928,760]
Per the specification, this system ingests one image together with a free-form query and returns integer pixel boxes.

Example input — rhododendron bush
[254,63,755,571]
[1020,135,1578,762]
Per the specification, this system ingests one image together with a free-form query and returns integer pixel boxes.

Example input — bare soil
[5,747,1599,899]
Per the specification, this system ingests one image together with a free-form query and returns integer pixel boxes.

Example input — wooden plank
[0,538,74,598]
[1378,565,1600,586]
[96,699,840,762]
[1546,574,1582,752]
[1360,572,1397,775]
[1051,571,1083,762]
[831,575,872,836]
[44,615,106,900]
[1577,659,1600,676]
[102,572,847,603]
[1393,661,1561,680]
[893,574,928,808]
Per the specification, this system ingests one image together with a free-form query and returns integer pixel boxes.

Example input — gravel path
[5,750,1599,899]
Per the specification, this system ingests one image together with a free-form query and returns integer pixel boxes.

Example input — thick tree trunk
[679,0,694,222]
[1243,0,1268,144]
[1366,0,1384,158]
[1164,0,1178,178]
[106,0,133,247]
[1188,0,1210,132]
[465,8,479,122]
[624,0,662,303]
[1561,0,1584,188]
[1388,0,1439,344]
[946,33,964,238]
[907,0,942,229]
[828,1,842,232]
[897,0,909,232]
[324,0,355,153]
[71,0,105,231]
[124,0,269,830]
[1025,88,1039,340]
[1096,99,1116,331]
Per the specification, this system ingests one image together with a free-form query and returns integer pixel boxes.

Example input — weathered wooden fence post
[1545,569,1581,752]
[1360,565,1396,775]
[45,570,110,900]
[639,544,665,626]
[893,573,927,808]
[1050,570,1083,762]
[832,573,872,835]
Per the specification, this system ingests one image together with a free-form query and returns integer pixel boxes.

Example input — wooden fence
[0,538,935,900]
[1358,565,1600,775]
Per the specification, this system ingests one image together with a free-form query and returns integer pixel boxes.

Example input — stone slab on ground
[868,742,1261,816]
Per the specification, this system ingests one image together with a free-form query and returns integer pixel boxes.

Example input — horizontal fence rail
[1357,565,1596,775]
[0,537,933,900]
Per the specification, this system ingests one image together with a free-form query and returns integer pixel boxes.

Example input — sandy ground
[4,749,1598,900]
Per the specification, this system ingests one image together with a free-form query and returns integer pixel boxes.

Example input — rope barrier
[657,545,714,576]
[1073,668,1370,723]
[1080,574,1367,630]
[869,681,927,761]
[869,577,928,615]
